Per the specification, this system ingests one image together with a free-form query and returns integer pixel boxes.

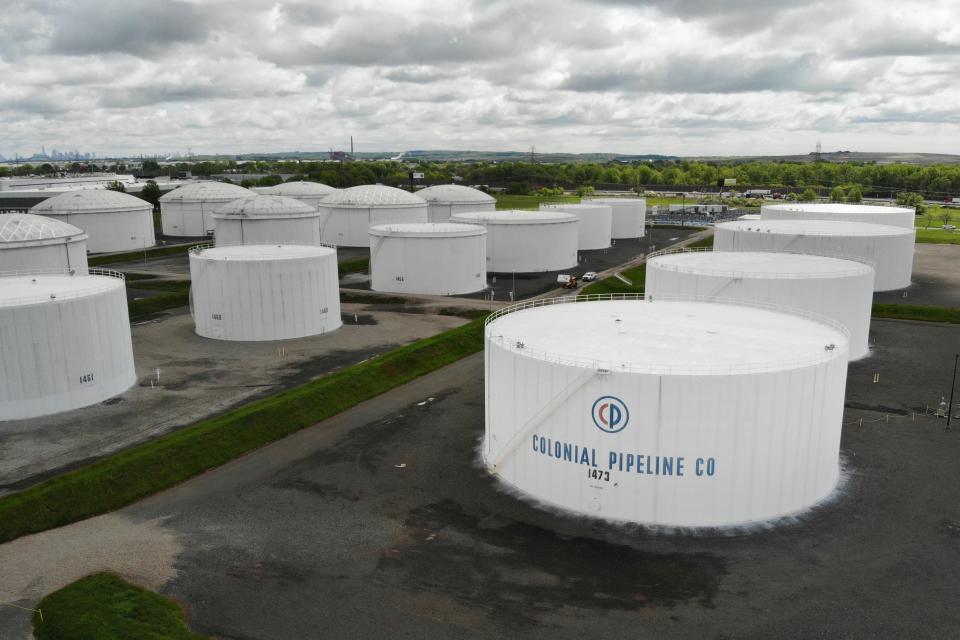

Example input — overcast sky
[2,0,958,157]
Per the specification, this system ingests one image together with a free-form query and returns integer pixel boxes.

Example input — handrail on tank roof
[189,240,338,255]
[0,267,125,280]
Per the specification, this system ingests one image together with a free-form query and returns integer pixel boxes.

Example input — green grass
[33,573,207,640]
[339,291,409,305]
[0,316,487,544]
[685,234,715,250]
[125,280,192,321]
[89,242,205,267]
[916,227,960,245]
[494,194,580,210]
[581,265,646,296]
[338,257,369,277]
[872,303,960,324]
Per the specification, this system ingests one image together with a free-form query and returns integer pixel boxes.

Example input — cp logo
[592,396,629,434]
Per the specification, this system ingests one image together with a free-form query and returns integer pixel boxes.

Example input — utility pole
[947,353,959,432]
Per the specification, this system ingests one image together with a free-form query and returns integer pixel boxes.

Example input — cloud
[0,0,958,157]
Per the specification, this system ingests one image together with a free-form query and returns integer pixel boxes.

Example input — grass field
[581,265,646,296]
[916,227,960,245]
[89,242,205,267]
[494,194,579,210]
[33,573,207,640]
[872,303,960,324]
[0,315,488,544]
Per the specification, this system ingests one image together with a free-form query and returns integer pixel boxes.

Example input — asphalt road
[0,318,941,639]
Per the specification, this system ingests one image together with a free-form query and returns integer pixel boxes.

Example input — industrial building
[213,195,322,246]
[646,250,875,360]
[257,181,338,208]
[0,271,136,420]
[714,219,915,291]
[541,203,612,250]
[159,181,254,237]
[189,244,341,341]
[369,223,486,295]
[416,184,496,222]
[30,190,155,253]
[450,210,578,273]
[0,213,89,274]
[583,197,647,238]
[483,297,849,527]
[318,185,428,247]
[761,203,916,229]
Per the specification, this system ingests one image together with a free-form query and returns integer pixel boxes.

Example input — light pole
[947,353,959,432]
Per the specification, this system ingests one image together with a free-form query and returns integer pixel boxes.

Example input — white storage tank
[213,195,322,246]
[714,219,915,291]
[318,185,428,247]
[416,184,496,222]
[484,297,849,527]
[450,210,578,273]
[159,181,254,237]
[0,271,136,420]
[738,214,761,221]
[258,181,338,208]
[646,250,875,360]
[189,244,341,341]
[30,189,155,253]
[369,223,486,295]
[583,197,647,238]
[541,203,612,250]
[0,214,89,274]
[762,203,915,229]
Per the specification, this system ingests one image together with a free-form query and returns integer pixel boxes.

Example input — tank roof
[193,244,335,262]
[451,209,578,225]
[416,184,495,205]
[762,203,915,216]
[369,222,486,238]
[31,189,151,214]
[717,219,913,237]
[487,299,847,375]
[320,184,426,208]
[542,203,611,211]
[0,213,87,245]
[0,273,122,307]
[213,195,319,219]
[650,250,874,279]
[159,181,253,203]
[582,197,646,207]
[261,181,338,197]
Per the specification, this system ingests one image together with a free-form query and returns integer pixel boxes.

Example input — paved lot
[874,242,960,306]
[0,305,466,496]
[2,319,958,639]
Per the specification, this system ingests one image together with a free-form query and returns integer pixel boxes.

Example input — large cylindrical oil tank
[761,203,915,229]
[583,197,647,238]
[213,195,322,246]
[257,181,338,208]
[541,203,612,250]
[189,244,341,341]
[0,213,89,274]
[0,271,136,420]
[714,219,915,291]
[416,184,497,222]
[450,210,579,273]
[159,181,254,237]
[318,185,428,247]
[30,189,155,253]
[484,297,849,527]
[646,250,875,360]
[369,223,486,295]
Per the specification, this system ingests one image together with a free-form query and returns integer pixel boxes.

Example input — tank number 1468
[587,468,610,481]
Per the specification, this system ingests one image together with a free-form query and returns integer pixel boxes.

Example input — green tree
[139,180,161,210]
[830,186,846,202]
[141,159,161,174]
[846,185,863,203]
[800,188,818,202]
[576,185,596,196]
[106,181,126,192]
[896,192,926,215]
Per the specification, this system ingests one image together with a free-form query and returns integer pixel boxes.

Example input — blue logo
[592,396,629,434]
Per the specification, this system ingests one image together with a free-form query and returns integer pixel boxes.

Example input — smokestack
[350,136,354,155]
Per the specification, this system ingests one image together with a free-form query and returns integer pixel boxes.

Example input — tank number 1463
[587,468,610,482]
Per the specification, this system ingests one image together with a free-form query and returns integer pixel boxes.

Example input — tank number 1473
[587,468,610,482]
